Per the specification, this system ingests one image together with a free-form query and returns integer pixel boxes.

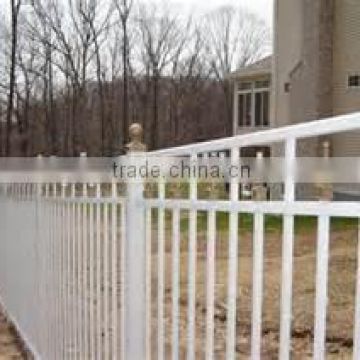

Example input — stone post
[316,140,333,201]
[124,123,147,359]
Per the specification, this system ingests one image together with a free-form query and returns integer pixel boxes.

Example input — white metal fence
[0,183,126,359]
[0,112,359,359]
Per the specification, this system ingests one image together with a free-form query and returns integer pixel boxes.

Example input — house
[231,0,360,199]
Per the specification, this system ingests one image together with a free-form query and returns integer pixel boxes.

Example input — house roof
[229,55,272,79]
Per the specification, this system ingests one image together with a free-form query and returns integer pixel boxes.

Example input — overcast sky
[161,0,274,26]
[2,0,274,26]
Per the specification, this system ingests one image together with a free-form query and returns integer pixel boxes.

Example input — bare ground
[149,224,358,359]
[0,312,26,359]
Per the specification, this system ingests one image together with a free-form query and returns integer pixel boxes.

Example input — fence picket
[171,208,180,360]
[146,208,152,360]
[104,198,110,359]
[89,187,95,358]
[226,147,240,360]
[187,154,198,360]
[251,212,264,359]
[279,138,296,360]
[205,209,216,360]
[70,183,76,359]
[157,178,165,360]
[111,182,118,359]
[82,184,89,359]
[314,215,330,360]
[354,220,360,360]
[96,184,102,360]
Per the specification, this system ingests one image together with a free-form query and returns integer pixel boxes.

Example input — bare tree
[16,35,41,155]
[203,6,270,133]
[5,0,22,156]
[114,0,134,146]
[29,0,103,154]
[168,23,211,138]
[136,2,184,148]
[78,0,113,154]
[0,1,270,156]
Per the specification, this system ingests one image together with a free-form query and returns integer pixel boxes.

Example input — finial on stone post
[252,184,268,201]
[321,140,331,158]
[316,139,333,201]
[125,123,146,153]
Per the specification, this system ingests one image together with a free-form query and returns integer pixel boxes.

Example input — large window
[237,80,270,128]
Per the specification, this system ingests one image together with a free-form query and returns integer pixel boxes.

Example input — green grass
[160,211,358,235]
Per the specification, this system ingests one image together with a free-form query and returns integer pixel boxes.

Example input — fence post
[124,123,147,360]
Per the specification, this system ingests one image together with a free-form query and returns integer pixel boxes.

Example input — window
[255,80,270,89]
[239,82,252,90]
[237,80,270,128]
[348,75,360,88]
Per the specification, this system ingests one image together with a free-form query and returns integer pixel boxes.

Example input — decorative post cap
[125,123,146,153]
[316,140,333,200]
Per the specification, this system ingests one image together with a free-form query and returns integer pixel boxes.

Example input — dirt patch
[149,224,358,358]
[0,311,27,359]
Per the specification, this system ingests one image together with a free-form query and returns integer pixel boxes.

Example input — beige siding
[332,0,360,156]
[288,0,334,129]
[273,0,303,128]
[243,0,360,158]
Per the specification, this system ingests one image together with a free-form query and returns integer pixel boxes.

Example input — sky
[1,0,274,27]
[161,0,274,26]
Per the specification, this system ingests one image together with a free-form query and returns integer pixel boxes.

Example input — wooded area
[0,0,269,156]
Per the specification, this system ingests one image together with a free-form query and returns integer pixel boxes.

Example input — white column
[124,124,147,360]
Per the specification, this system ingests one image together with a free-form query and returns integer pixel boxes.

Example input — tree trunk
[5,0,21,156]
[151,72,159,149]
[122,20,129,147]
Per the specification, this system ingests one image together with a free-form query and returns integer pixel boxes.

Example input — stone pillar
[124,123,147,360]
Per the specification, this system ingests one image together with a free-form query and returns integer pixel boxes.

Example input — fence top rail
[148,112,360,156]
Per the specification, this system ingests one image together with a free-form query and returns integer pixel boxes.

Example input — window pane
[255,80,270,89]
[348,75,360,88]
[245,93,252,126]
[238,94,244,127]
[263,91,269,126]
[255,92,262,126]
[239,82,252,90]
